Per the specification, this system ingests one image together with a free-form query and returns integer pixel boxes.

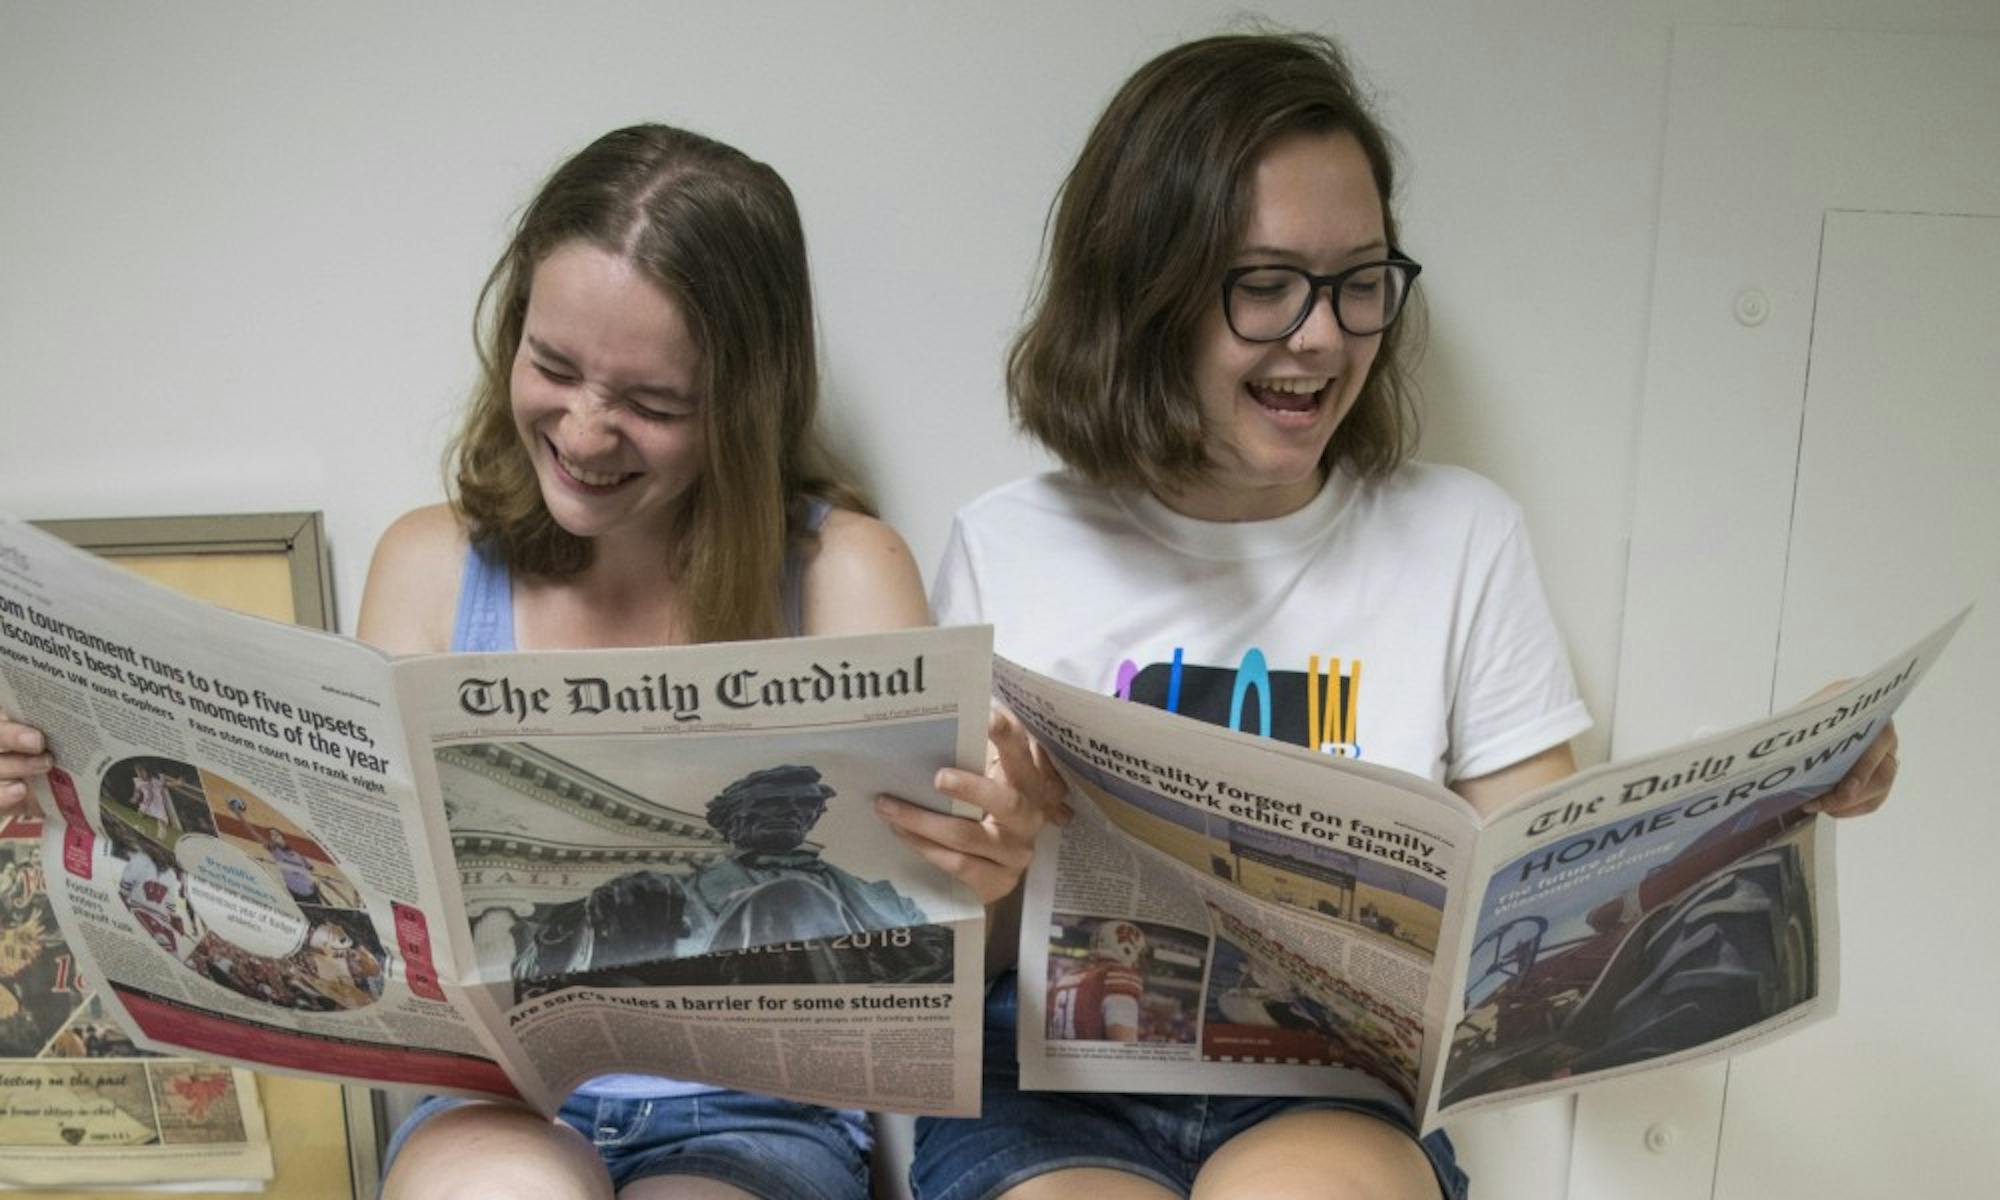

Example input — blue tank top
[450,502,847,1107]
[451,499,825,654]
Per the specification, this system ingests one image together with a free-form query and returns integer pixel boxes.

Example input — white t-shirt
[933,465,1589,784]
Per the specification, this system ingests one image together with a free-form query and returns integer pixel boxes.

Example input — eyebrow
[1236,239,1389,262]
[524,336,577,370]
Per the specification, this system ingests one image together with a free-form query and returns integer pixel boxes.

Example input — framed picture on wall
[28,511,385,1200]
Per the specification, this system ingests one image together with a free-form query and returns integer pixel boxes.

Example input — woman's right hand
[873,708,1071,905]
[0,712,52,813]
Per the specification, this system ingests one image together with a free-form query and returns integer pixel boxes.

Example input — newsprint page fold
[0,515,989,1118]
[998,609,1964,1132]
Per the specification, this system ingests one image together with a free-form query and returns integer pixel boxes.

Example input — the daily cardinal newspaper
[997,611,1963,1132]
[0,515,989,1118]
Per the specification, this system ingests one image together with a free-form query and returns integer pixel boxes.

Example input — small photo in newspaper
[94,755,391,1015]
[1044,913,1204,1045]
[1199,902,1424,1104]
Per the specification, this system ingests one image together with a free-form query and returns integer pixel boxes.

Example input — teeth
[1252,377,1330,395]
[559,455,626,487]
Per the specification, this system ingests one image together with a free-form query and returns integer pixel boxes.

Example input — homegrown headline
[1516,656,1913,846]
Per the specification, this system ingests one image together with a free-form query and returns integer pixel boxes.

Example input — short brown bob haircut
[1009,31,1422,494]
[450,124,863,644]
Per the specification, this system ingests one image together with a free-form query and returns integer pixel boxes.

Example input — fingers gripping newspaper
[997,610,1963,1131]
[0,516,989,1117]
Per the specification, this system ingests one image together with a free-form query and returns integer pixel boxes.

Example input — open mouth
[1246,376,1331,418]
[546,437,638,492]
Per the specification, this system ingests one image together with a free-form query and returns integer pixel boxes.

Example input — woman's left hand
[1805,719,1899,818]
[874,708,1069,904]
[1791,678,1901,819]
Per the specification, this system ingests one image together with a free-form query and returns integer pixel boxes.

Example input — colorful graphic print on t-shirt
[1115,647,1365,760]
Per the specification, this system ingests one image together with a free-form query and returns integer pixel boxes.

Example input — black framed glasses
[1221,255,1422,342]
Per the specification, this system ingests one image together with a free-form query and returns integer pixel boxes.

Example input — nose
[559,388,623,454]
[1290,284,1347,351]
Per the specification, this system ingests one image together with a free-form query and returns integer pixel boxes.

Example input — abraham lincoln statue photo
[504,764,951,999]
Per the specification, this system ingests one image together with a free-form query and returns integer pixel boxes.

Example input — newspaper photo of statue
[439,721,966,1006]
[506,764,943,999]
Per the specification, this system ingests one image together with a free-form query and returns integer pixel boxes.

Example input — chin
[538,500,608,541]
[1230,450,1329,495]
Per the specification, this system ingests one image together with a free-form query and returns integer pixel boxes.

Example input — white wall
[6,0,1996,767]
[7,2,1996,1193]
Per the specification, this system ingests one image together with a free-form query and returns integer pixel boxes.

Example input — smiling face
[510,241,706,546]
[1171,130,1387,522]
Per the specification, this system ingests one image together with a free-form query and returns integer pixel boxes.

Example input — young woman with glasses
[909,31,1899,1200]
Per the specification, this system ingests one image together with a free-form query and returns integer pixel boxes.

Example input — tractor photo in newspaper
[1442,791,1819,1105]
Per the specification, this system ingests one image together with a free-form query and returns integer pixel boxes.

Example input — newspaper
[1,809,273,1190]
[0,515,989,1117]
[998,610,1964,1131]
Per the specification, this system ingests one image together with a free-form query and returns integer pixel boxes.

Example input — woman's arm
[1451,742,1578,819]
[796,509,931,636]
[804,511,1057,974]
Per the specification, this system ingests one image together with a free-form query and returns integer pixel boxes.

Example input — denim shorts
[383,1087,870,1200]
[910,975,1467,1200]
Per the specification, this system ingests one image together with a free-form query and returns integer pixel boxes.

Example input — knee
[1192,1109,1440,1200]
[382,1103,612,1200]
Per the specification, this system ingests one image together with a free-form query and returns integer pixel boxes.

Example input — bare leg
[618,1176,762,1199]
[381,1103,612,1200]
[999,1168,1178,1200]
[1190,1109,1441,1200]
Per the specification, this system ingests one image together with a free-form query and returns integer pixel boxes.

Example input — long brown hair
[1009,31,1423,494]
[449,124,865,643]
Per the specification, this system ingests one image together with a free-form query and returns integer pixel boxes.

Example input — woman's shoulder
[377,503,470,555]
[356,504,471,654]
[1363,461,1527,529]
[953,471,1126,535]
[797,507,929,635]
[369,504,473,583]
